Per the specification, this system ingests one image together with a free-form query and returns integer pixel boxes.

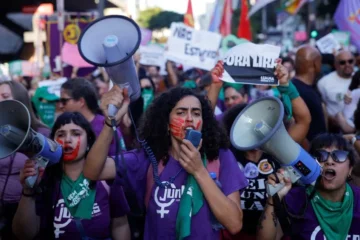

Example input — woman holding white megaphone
[257,133,360,240]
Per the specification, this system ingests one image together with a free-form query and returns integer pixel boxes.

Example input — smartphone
[185,129,202,148]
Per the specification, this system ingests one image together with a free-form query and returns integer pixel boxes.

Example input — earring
[86,146,90,151]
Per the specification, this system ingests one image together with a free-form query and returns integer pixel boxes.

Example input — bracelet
[104,119,113,128]
[22,188,36,197]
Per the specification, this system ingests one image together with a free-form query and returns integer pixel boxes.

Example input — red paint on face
[56,137,81,162]
[169,118,186,139]
[195,120,202,131]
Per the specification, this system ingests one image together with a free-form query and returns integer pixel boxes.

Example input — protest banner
[221,42,281,85]
[165,22,222,71]
[316,33,341,54]
[46,17,96,78]
[334,0,360,52]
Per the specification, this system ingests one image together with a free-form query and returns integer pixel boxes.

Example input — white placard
[139,44,165,67]
[38,77,67,97]
[316,33,341,54]
[164,22,221,71]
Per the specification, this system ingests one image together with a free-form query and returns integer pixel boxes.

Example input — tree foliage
[137,7,162,28]
[148,11,184,30]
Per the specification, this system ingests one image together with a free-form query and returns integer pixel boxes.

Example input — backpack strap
[145,158,220,208]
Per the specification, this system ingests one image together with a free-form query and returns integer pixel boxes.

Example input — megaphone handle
[266,182,286,197]
[25,164,39,188]
[108,104,119,118]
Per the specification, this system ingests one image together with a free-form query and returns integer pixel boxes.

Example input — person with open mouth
[257,133,360,240]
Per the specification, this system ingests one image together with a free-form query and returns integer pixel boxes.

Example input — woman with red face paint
[13,112,131,240]
[83,84,248,239]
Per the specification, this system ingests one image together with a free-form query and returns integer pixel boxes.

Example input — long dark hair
[138,87,229,163]
[1,81,47,130]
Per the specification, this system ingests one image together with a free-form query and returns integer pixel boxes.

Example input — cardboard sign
[316,33,341,54]
[165,22,222,71]
[221,42,281,85]
[332,30,351,47]
[139,44,165,67]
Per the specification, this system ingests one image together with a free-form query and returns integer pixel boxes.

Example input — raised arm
[206,61,224,112]
[287,95,311,144]
[83,85,130,181]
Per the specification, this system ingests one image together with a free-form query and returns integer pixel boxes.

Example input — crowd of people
[0,43,360,240]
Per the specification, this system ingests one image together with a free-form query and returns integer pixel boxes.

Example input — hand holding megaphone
[100,85,130,125]
[20,159,45,192]
[267,168,293,199]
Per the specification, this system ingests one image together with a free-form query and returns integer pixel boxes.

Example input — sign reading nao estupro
[221,42,281,86]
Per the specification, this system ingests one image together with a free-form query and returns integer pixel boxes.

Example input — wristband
[22,188,36,197]
[104,119,113,128]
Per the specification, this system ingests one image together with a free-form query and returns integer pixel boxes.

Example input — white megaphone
[0,100,62,188]
[78,15,141,118]
[230,97,321,196]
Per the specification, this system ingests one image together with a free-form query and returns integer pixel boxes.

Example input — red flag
[237,0,252,40]
[184,0,195,27]
[219,0,232,36]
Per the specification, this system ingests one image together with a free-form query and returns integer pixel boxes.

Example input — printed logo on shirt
[310,225,359,240]
[241,178,267,211]
[53,199,102,238]
[153,181,185,218]
[258,159,273,175]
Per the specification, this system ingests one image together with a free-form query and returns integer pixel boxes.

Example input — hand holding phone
[185,129,202,148]
[179,129,204,175]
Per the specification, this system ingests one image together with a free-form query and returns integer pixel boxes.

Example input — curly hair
[138,87,229,163]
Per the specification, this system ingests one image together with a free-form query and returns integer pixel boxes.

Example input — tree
[137,7,162,28]
[148,11,184,30]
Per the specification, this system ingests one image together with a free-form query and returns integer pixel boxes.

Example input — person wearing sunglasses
[317,50,355,132]
[257,133,360,240]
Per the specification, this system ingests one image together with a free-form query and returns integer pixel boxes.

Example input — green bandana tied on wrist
[61,173,96,220]
[176,155,207,239]
[306,184,353,240]
[277,81,300,120]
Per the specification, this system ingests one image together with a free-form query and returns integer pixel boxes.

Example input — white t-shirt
[343,88,360,128]
[317,71,352,117]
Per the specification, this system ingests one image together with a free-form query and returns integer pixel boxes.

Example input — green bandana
[61,173,96,220]
[141,88,154,111]
[182,80,197,89]
[277,81,299,120]
[176,155,207,239]
[306,184,354,240]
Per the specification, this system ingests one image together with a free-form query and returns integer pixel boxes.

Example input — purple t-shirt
[90,114,125,156]
[118,149,248,239]
[36,175,130,239]
[0,127,50,203]
[284,185,360,239]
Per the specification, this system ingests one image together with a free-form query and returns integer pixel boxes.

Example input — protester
[317,50,355,132]
[83,83,248,239]
[13,112,130,240]
[257,133,360,240]
[60,78,126,154]
[292,45,327,142]
[0,80,50,239]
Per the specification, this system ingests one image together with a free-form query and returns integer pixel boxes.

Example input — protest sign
[221,42,281,85]
[316,33,341,54]
[165,22,221,70]
[332,30,351,47]
[139,44,165,67]
[8,60,40,77]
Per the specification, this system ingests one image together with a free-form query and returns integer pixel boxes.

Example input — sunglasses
[339,59,354,65]
[59,98,73,105]
[314,150,349,163]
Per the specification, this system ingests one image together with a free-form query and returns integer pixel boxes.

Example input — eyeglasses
[339,59,354,65]
[314,150,349,163]
[59,98,73,105]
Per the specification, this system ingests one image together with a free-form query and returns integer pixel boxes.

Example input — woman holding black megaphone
[257,133,360,240]
[83,82,248,239]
